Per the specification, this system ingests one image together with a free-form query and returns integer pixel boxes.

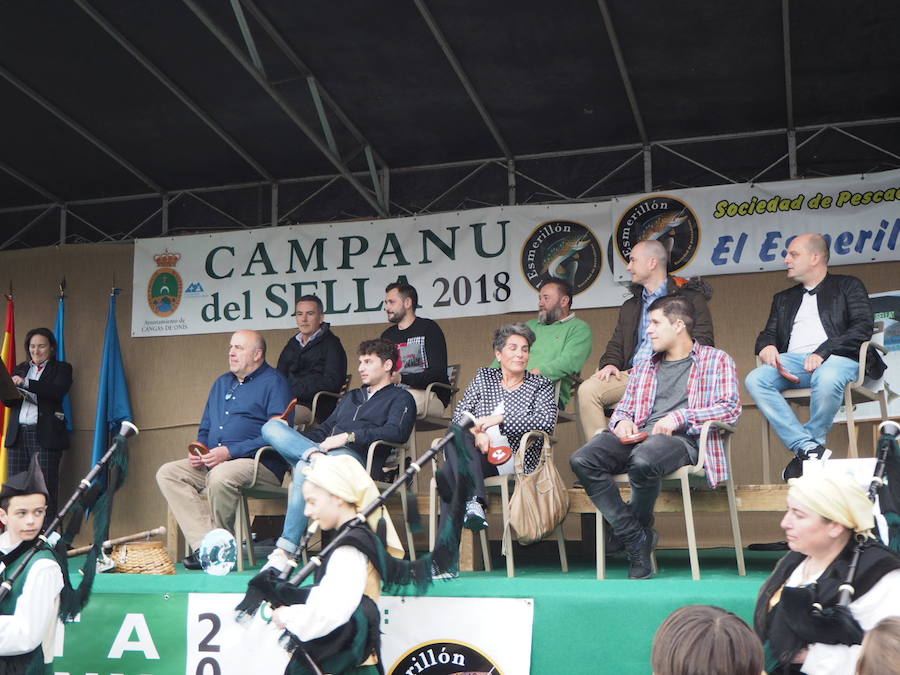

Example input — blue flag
[91,290,133,465]
[54,292,74,432]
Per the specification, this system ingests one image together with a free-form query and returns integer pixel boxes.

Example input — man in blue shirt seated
[259,337,416,571]
[156,330,293,570]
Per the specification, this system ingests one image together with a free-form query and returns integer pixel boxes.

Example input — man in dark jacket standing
[276,295,347,427]
[577,240,714,439]
[745,233,886,480]
[259,338,415,568]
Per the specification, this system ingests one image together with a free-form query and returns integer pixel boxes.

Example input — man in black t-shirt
[380,282,450,416]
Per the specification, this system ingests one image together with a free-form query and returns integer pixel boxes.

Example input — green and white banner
[610,168,900,281]
[132,203,617,337]
[132,169,900,337]
[51,592,533,674]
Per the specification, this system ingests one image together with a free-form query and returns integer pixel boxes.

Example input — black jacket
[304,384,416,459]
[3,359,73,451]
[754,273,886,380]
[598,276,715,370]
[276,323,347,420]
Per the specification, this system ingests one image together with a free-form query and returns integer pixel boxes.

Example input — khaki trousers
[156,457,281,550]
[577,371,631,440]
[408,388,446,418]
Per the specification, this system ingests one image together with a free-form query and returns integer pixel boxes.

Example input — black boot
[182,553,202,570]
[626,529,657,579]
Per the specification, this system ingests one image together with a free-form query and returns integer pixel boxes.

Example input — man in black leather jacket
[276,295,347,427]
[745,233,886,480]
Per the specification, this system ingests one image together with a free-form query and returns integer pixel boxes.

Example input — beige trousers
[155,457,281,550]
[577,371,631,440]
[408,388,446,418]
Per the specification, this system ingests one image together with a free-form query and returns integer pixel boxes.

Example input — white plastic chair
[594,420,744,581]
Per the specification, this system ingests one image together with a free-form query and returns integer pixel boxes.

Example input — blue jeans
[261,419,364,553]
[744,353,858,455]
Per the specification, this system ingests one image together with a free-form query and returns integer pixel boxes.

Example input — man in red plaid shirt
[571,294,741,579]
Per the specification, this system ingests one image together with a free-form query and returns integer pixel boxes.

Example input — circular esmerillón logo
[614,196,700,273]
[520,220,602,294]
[147,249,183,317]
[390,640,502,675]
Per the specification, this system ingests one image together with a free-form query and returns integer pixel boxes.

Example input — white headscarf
[788,470,875,538]
[304,454,405,558]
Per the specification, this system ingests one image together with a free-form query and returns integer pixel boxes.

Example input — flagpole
[55,277,74,432]
[91,286,133,470]
[1,289,15,483]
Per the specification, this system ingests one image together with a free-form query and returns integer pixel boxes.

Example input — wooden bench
[169,485,789,572]
[419,484,789,572]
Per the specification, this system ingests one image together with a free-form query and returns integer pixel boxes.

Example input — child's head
[651,605,764,675]
[301,454,404,558]
[301,479,356,531]
[857,616,900,675]
[0,493,49,545]
[0,455,50,545]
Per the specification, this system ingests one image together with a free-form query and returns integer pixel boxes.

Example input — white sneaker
[431,561,459,580]
[262,547,291,573]
[464,498,488,532]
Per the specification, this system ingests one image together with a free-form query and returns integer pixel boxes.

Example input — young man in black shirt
[380,282,450,416]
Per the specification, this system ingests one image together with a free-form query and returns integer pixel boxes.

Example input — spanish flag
[1,294,15,483]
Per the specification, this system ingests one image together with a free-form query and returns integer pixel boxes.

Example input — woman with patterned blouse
[438,323,557,534]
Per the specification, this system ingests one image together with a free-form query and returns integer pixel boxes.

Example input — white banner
[132,203,617,337]
[192,594,291,675]
[610,169,900,281]
[380,596,533,674]
[133,170,899,337]
[188,593,532,675]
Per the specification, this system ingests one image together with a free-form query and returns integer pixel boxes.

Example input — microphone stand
[0,421,139,603]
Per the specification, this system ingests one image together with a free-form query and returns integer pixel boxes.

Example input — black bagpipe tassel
[404,487,423,534]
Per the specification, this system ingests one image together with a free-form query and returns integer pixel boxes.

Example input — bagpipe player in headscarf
[275,453,405,674]
[235,412,477,675]
[754,470,900,674]
[237,452,422,675]
[0,454,63,674]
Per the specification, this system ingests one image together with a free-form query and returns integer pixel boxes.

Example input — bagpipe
[837,419,900,605]
[233,413,477,675]
[0,421,138,613]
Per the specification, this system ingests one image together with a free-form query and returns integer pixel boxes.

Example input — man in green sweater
[494,279,592,409]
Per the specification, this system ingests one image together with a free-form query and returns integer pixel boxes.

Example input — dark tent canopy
[1,1,898,248]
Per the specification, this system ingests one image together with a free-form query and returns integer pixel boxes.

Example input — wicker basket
[111,541,176,575]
